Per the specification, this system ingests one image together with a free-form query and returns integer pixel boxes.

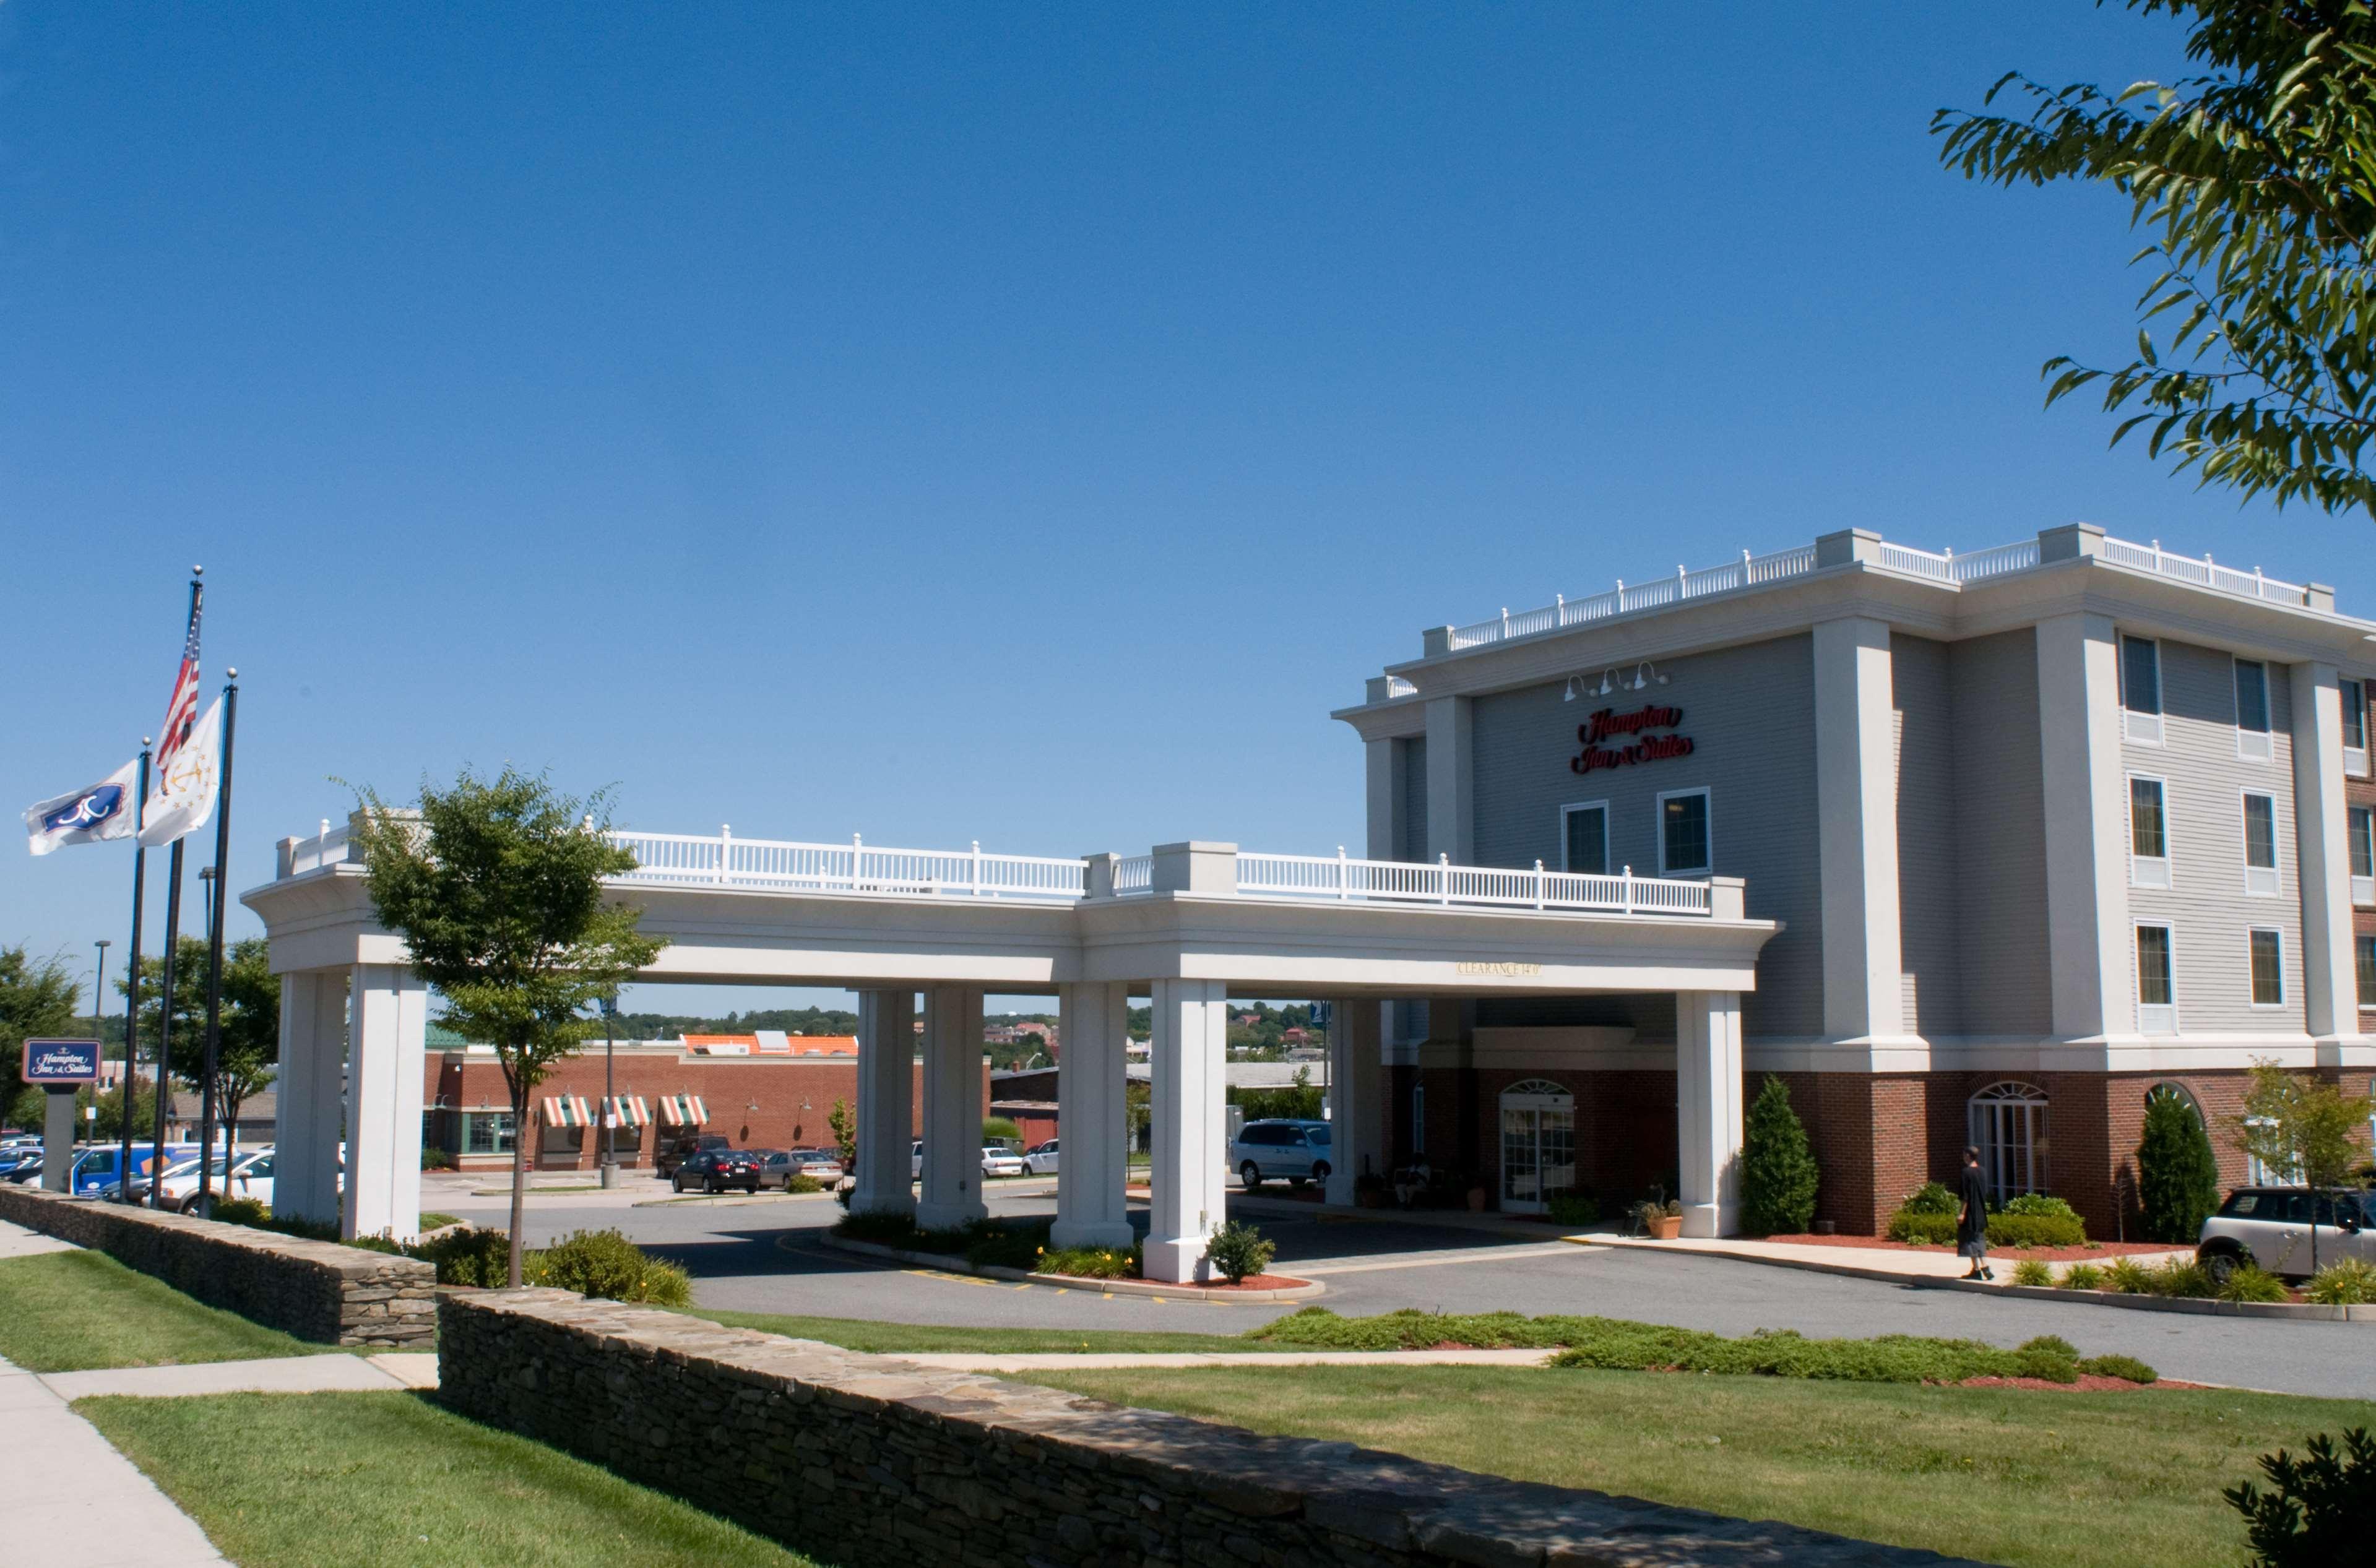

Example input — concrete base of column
[1142,1237,1212,1284]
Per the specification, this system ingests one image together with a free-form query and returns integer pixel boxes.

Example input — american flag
[154,580,204,780]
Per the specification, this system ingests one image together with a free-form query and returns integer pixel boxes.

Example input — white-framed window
[1657,786,1711,877]
[2136,923,2178,1035]
[2128,773,2170,888]
[1560,801,1610,876]
[2121,634,2164,744]
[2244,1114,2296,1186]
[1968,1082,2048,1205]
[2359,933,2376,1009]
[2241,790,2281,895]
[2248,927,2286,1007]
[2351,806,2375,907]
[2234,658,2273,762]
[2344,678,2369,776]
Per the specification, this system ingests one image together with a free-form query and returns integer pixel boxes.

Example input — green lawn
[1027,1363,2372,1568]
[670,1303,1263,1354]
[0,1251,335,1371]
[79,1391,828,1568]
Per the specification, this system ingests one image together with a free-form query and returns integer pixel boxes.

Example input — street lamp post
[599,991,618,1189]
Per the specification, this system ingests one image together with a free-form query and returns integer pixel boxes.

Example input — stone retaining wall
[439,1288,1975,1568]
[0,1186,434,1348]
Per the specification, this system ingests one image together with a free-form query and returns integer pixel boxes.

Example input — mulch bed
[1758,1234,2184,1264]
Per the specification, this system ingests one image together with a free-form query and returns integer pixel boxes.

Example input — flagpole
[149,838,184,1207]
[119,743,150,1205]
[196,673,237,1216]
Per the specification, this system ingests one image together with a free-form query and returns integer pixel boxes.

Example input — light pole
[598,991,618,1189]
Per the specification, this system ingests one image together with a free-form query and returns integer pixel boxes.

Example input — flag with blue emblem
[23,758,140,856]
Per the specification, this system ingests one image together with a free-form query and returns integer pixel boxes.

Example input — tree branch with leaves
[1937,1,2376,514]
[351,767,665,1285]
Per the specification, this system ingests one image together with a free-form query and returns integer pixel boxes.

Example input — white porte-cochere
[246,823,1778,1278]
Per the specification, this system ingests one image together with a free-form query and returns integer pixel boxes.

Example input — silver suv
[1229,1119,1331,1192]
[2197,1187,2375,1282]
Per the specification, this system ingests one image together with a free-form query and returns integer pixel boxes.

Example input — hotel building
[1334,522,2376,1234]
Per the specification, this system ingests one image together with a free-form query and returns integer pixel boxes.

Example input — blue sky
[6,4,2370,1019]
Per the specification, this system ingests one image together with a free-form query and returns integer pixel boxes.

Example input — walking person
[1958,1144,1993,1281]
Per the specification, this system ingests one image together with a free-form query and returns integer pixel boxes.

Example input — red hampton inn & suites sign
[1570,704,1693,775]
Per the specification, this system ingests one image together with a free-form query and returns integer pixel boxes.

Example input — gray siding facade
[1945,630,2052,1037]
[1893,635,1963,1038]
[2122,636,2307,1034]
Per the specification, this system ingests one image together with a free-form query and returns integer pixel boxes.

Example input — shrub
[961,1218,1051,1271]
[1885,1209,1959,1245]
[420,1147,457,1171]
[210,1196,270,1228]
[418,1211,462,1231]
[2218,1264,2292,1304]
[408,1225,514,1287]
[2136,1087,2221,1243]
[2019,1334,2078,1359]
[2009,1258,2054,1287]
[534,1228,692,1306]
[1899,1181,1961,1215]
[2104,1257,2156,1294]
[2002,1194,2081,1221]
[1036,1243,1140,1279]
[2151,1257,2216,1298]
[782,1173,824,1194]
[2079,1353,2158,1384]
[1203,1220,1276,1284]
[2225,1426,2374,1568]
[2305,1258,2376,1305]
[1737,1075,1820,1236]
[2014,1346,2080,1382]
[835,1209,926,1246]
[1987,1212,2086,1248]
[2060,1262,2106,1290]
[1546,1189,1601,1228]
[981,1116,1021,1145]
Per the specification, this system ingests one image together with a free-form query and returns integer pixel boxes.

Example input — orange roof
[681,1032,858,1058]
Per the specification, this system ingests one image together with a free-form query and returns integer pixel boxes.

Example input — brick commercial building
[425,1033,986,1173]
[1334,523,2376,1235]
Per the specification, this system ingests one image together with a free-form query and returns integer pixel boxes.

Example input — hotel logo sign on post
[21,1038,102,1085]
[1571,704,1693,775]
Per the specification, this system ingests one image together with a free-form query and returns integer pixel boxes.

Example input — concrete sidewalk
[1578,1230,2191,1284]
[0,1353,227,1565]
[39,1351,439,1401]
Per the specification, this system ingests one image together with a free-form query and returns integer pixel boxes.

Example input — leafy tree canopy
[1938,1,2376,513]
[1,943,83,1114]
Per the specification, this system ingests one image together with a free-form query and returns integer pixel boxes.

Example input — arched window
[1968,1082,2049,1205]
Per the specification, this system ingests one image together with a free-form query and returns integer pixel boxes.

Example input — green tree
[2230,1061,2373,1269]
[121,935,279,1161]
[1,944,82,1118]
[1937,2,2376,514]
[1737,1074,1821,1236]
[2137,1084,2224,1242]
[826,1096,856,1173]
[351,768,666,1285]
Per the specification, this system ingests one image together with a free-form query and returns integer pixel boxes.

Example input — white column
[2291,662,2361,1043]
[1423,696,1474,863]
[852,989,916,1217]
[1323,997,1385,1206]
[1144,977,1227,1284]
[1675,990,1745,1238]
[343,963,426,1242]
[1052,980,1133,1250]
[274,970,347,1226]
[2036,613,2133,1039]
[1365,738,1400,861]
[1813,616,1906,1041]
[915,984,985,1230]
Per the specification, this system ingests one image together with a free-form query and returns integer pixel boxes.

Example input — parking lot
[425,1169,2376,1399]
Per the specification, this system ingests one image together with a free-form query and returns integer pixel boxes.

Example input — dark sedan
[670,1147,763,1194]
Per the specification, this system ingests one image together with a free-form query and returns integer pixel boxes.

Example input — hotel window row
[2133,923,2289,1033]
[1560,789,1711,879]
[2125,776,2286,894]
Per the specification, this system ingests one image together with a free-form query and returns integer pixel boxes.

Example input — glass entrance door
[1498,1080,1576,1213]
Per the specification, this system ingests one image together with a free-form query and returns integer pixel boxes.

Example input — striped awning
[540,1094,594,1128]
[605,1095,649,1128]
[657,1094,709,1126]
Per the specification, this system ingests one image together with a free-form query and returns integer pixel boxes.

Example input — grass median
[670,1303,1265,1354]
[0,1251,335,1371]
[79,1390,826,1568]
[1027,1362,2373,1568]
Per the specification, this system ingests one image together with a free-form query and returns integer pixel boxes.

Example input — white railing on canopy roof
[1444,543,1819,651]
[2099,535,2312,607]
[1232,850,1713,916]
[605,830,1089,900]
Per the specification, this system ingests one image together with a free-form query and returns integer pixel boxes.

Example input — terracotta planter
[1466,1187,1488,1212]
[1650,1215,1683,1240]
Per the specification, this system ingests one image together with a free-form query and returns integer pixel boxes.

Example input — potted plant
[1628,1186,1684,1240]
[1464,1171,1488,1212]
[1352,1171,1389,1210]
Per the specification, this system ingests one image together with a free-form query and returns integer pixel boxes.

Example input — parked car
[912,1139,923,1179]
[980,1146,1027,1179]
[655,1134,731,1180]
[67,1143,200,1198]
[1022,1138,1060,1176]
[672,1147,764,1194]
[759,1148,844,1189]
[1229,1119,1333,1191]
[2198,1186,2376,1281]
[2,1153,43,1184]
[166,1149,277,1213]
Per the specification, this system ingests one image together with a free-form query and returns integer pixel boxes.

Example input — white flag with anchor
[23,757,140,856]
[139,694,223,848]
